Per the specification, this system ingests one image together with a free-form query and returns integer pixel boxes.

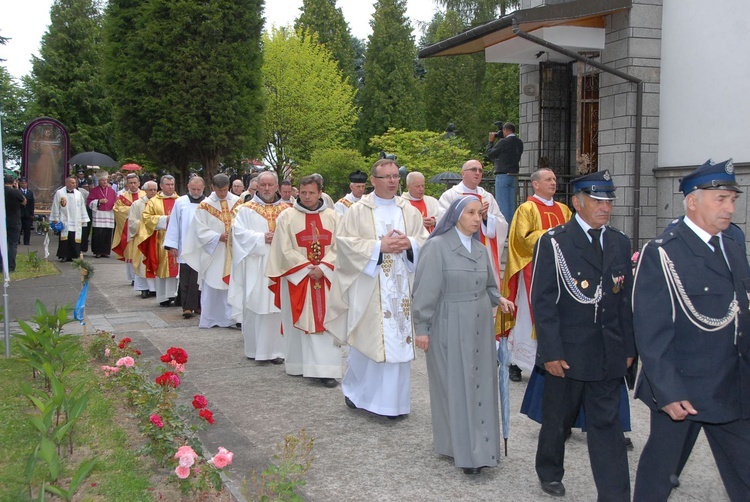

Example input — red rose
[155,371,180,388]
[135,349,142,356]
[161,347,189,365]
[118,337,132,349]
[199,409,215,424]
[192,395,208,409]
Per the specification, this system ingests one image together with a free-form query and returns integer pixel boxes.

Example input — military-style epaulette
[606,225,627,236]
[546,223,567,237]
[651,229,678,247]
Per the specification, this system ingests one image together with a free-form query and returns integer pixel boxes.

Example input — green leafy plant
[70,257,95,282]
[248,429,315,501]
[27,250,44,271]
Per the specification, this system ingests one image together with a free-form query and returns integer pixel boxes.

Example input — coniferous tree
[26,0,113,156]
[295,0,357,87]
[104,0,264,182]
[358,0,423,148]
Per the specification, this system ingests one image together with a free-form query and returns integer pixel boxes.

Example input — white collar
[683,215,718,248]
[374,194,396,205]
[455,227,472,252]
[532,194,554,206]
[575,213,606,242]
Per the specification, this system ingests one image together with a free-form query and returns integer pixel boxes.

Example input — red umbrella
[122,163,142,171]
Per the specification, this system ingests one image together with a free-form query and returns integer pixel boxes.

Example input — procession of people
[34,149,750,500]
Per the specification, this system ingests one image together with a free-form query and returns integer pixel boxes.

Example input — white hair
[406,172,425,186]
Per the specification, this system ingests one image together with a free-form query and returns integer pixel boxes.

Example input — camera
[489,121,504,142]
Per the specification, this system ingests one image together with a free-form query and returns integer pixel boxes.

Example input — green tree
[368,128,471,198]
[104,0,265,183]
[26,0,113,156]
[358,0,423,148]
[435,0,519,24]
[295,0,356,87]
[261,28,358,178]
[1,65,30,167]
[296,147,368,199]
[422,12,485,147]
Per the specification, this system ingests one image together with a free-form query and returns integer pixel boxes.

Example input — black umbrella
[68,151,118,168]
[429,171,462,183]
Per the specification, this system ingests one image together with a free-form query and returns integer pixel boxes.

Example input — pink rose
[209,447,233,469]
[175,465,190,479]
[168,361,185,373]
[101,365,120,376]
[174,445,198,461]
[116,356,135,367]
[179,454,195,468]
[149,414,164,429]
[104,348,110,357]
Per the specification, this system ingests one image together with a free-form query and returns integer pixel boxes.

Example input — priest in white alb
[266,175,342,387]
[228,171,292,363]
[182,174,241,328]
[128,181,158,298]
[326,159,428,419]
[438,159,508,288]
[163,176,206,318]
[401,171,443,233]
[333,170,367,216]
[111,173,145,283]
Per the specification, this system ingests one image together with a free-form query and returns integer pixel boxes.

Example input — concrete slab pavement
[5,237,728,501]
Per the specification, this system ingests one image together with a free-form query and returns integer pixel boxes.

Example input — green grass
[0,342,155,501]
[10,252,60,281]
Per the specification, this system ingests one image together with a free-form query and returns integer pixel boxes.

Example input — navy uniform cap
[679,159,742,196]
[349,170,367,183]
[572,170,617,201]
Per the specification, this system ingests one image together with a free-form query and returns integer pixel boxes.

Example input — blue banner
[74,281,89,324]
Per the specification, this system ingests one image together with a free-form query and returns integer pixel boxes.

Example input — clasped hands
[380,229,411,253]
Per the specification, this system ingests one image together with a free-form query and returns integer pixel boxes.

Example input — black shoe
[344,396,357,409]
[320,378,338,388]
[463,467,481,475]
[270,357,284,365]
[140,290,150,299]
[131,280,135,286]
[625,436,634,451]
[236,322,242,329]
[159,300,172,307]
[509,364,523,382]
[564,428,572,441]
[670,475,680,488]
[182,310,194,319]
[540,481,566,497]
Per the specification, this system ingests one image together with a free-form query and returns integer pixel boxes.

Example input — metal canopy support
[512,19,643,249]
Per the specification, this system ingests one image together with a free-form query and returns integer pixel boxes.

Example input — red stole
[112,192,138,260]
[408,198,432,233]
[139,197,178,278]
[274,213,333,333]
[504,197,567,334]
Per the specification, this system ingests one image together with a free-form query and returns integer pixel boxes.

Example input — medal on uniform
[612,274,625,293]
[581,280,589,289]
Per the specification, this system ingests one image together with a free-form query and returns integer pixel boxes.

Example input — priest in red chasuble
[496,168,572,378]
[266,175,342,387]
[401,171,443,233]
[112,173,145,282]
[134,175,180,306]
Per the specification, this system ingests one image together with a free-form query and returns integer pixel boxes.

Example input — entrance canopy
[418,0,631,64]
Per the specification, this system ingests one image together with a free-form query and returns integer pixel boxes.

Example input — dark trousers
[634,412,750,501]
[91,227,113,256]
[179,264,201,312]
[56,232,81,261]
[536,375,630,501]
[4,223,21,272]
[80,208,92,252]
[21,217,33,245]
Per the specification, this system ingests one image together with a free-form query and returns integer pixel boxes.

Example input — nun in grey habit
[413,195,514,475]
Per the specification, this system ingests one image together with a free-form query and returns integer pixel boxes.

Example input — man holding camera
[486,122,524,225]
